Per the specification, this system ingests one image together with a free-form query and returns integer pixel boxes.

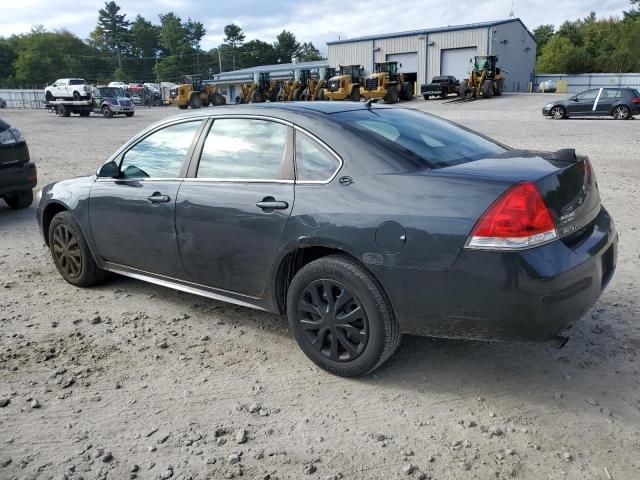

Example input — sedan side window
[197,119,292,180]
[120,121,202,179]
[575,90,598,101]
[295,132,341,182]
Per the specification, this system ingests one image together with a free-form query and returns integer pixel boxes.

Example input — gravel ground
[1,94,639,480]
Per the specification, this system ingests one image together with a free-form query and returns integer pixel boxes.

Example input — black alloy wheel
[297,279,369,362]
[287,255,401,377]
[51,223,82,279]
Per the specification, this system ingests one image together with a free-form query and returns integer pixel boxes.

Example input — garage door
[386,53,418,73]
[440,47,477,81]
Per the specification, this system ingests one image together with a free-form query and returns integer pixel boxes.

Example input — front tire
[102,107,114,118]
[286,255,401,377]
[48,212,107,287]
[4,189,33,209]
[550,105,565,119]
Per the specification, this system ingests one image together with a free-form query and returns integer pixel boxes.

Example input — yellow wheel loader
[324,65,363,101]
[300,67,335,101]
[458,55,505,99]
[236,73,277,103]
[169,75,226,109]
[360,62,414,103]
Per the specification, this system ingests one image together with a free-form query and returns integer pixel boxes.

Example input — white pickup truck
[44,78,92,101]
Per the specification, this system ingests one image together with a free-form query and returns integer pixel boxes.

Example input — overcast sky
[0,0,632,53]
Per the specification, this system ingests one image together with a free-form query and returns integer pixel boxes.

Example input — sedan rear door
[176,117,294,297]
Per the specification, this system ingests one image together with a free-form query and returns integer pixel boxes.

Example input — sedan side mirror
[97,161,120,178]
[570,96,578,102]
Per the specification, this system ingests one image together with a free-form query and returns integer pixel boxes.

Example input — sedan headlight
[545,103,554,109]
[0,127,24,145]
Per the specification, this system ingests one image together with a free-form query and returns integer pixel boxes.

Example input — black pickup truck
[421,76,460,99]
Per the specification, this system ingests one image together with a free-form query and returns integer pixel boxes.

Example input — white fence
[533,73,640,93]
[0,89,46,108]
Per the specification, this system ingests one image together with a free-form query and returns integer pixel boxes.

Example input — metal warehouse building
[207,60,329,103]
[328,18,536,92]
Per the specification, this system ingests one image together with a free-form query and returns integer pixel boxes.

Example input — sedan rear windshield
[334,108,507,169]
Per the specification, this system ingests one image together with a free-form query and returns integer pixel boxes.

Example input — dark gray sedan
[37,103,617,376]
[543,87,640,119]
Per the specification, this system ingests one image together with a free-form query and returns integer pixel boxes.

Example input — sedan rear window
[334,108,507,168]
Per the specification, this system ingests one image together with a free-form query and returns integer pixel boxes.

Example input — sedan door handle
[148,192,171,203]
[256,198,289,210]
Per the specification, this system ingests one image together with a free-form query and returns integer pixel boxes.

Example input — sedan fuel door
[89,119,204,278]
[176,117,295,297]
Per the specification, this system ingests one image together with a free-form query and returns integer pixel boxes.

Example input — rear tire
[286,255,401,377]
[612,105,630,120]
[48,211,108,288]
[4,189,33,209]
[494,78,504,96]
[401,82,413,100]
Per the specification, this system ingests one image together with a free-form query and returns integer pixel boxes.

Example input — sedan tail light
[632,97,640,104]
[466,182,557,250]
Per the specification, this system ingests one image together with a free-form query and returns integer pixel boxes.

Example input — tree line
[533,1,640,73]
[0,1,323,88]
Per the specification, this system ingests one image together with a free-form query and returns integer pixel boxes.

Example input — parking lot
[1,94,639,480]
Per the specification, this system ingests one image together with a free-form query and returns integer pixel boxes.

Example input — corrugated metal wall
[426,28,488,82]
[373,35,425,84]
[491,22,536,92]
[533,73,640,93]
[0,89,45,108]
[328,40,375,75]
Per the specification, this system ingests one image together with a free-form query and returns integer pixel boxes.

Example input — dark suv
[0,119,36,209]
[543,87,640,120]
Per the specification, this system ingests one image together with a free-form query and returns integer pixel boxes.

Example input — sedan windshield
[98,87,124,97]
[334,108,507,169]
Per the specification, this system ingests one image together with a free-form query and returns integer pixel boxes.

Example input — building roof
[326,18,535,45]
[207,60,329,84]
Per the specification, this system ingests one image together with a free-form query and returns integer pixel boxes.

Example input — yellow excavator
[360,62,414,103]
[458,55,505,99]
[324,65,362,101]
[169,75,226,109]
[300,68,335,101]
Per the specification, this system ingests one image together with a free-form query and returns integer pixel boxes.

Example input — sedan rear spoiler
[550,148,578,164]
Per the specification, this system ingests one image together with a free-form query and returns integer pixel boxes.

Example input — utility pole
[218,49,223,73]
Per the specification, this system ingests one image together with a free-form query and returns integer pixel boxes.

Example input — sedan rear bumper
[378,207,617,341]
[0,161,37,196]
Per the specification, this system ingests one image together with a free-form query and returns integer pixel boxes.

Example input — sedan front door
[567,89,599,115]
[176,117,294,297]
[90,119,204,278]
